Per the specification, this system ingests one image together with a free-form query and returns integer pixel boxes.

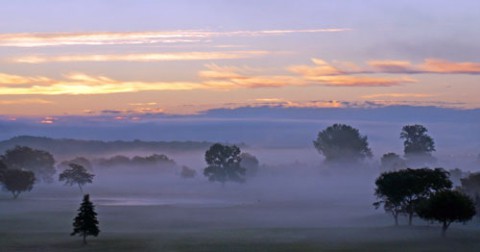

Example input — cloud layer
[2,57,480,95]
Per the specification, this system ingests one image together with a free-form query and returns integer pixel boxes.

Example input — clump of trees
[0,146,55,199]
[71,194,100,244]
[374,167,476,236]
[374,168,452,225]
[1,146,56,183]
[203,143,246,186]
[59,164,94,193]
[313,124,372,165]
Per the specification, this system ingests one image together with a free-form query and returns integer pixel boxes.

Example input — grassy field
[1,178,480,252]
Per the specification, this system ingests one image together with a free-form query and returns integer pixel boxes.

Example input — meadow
[1,169,480,252]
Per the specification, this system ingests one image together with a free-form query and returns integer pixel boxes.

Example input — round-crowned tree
[59,163,94,193]
[400,124,436,165]
[203,143,246,186]
[1,169,36,199]
[417,190,476,237]
[313,124,372,165]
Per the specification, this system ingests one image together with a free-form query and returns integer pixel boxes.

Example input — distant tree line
[94,154,176,170]
[0,135,222,157]
[313,123,437,169]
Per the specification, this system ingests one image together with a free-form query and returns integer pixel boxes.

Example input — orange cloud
[0,99,54,105]
[307,75,417,87]
[289,59,417,86]
[0,72,204,95]
[368,59,480,74]
[13,51,270,64]
[257,99,346,108]
[0,73,54,86]
[361,93,435,99]
[199,64,305,89]
[288,58,346,76]
[420,59,480,74]
[40,117,56,124]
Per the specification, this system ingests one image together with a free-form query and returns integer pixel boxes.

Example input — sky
[1,0,480,118]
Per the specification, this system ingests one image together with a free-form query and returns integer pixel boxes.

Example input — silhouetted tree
[59,164,94,193]
[400,125,435,165]
[180,165,196,179]
[2,146,56,183]
[417,190,475,237]
[58,157,93,172]
[380,153,406,172]
[313,124,372,164]
[374,168,452,225]
[240,152,260,177]
[71,194,100,245]
[204,143,246,186]
[1,169,35,199]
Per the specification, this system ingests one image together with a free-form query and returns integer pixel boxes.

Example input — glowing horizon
[0,1,479,117]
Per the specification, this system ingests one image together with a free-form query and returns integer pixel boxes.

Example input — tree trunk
[408,212,413,225]
[394,213,399,226]
[78,184,83,194]
[12,191,19,199]
[83,232,87,245]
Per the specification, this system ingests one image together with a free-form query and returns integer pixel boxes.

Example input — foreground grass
[2,226,480,252]
[2,184,480,252]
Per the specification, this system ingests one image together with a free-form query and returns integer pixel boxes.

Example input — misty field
[2,169,480,252]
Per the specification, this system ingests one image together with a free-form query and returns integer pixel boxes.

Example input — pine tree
[71,194,100,244]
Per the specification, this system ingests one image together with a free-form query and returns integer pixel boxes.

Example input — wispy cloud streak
[12,51,270,63]
[0,72,203,95]
[0,29,350,47]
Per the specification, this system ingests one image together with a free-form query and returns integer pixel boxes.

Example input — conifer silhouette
[71,194,100,244]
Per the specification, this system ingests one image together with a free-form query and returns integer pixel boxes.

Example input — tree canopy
[313,124,372,164]
[59,164,94,193]
[1,169,35,199]
[374,168,452,225]
[58,157,93,172]
[417,190,475,236]
[400,125,435,164]
[203,143,246,185]
[71,194,100,245]
[1,146,56,183]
